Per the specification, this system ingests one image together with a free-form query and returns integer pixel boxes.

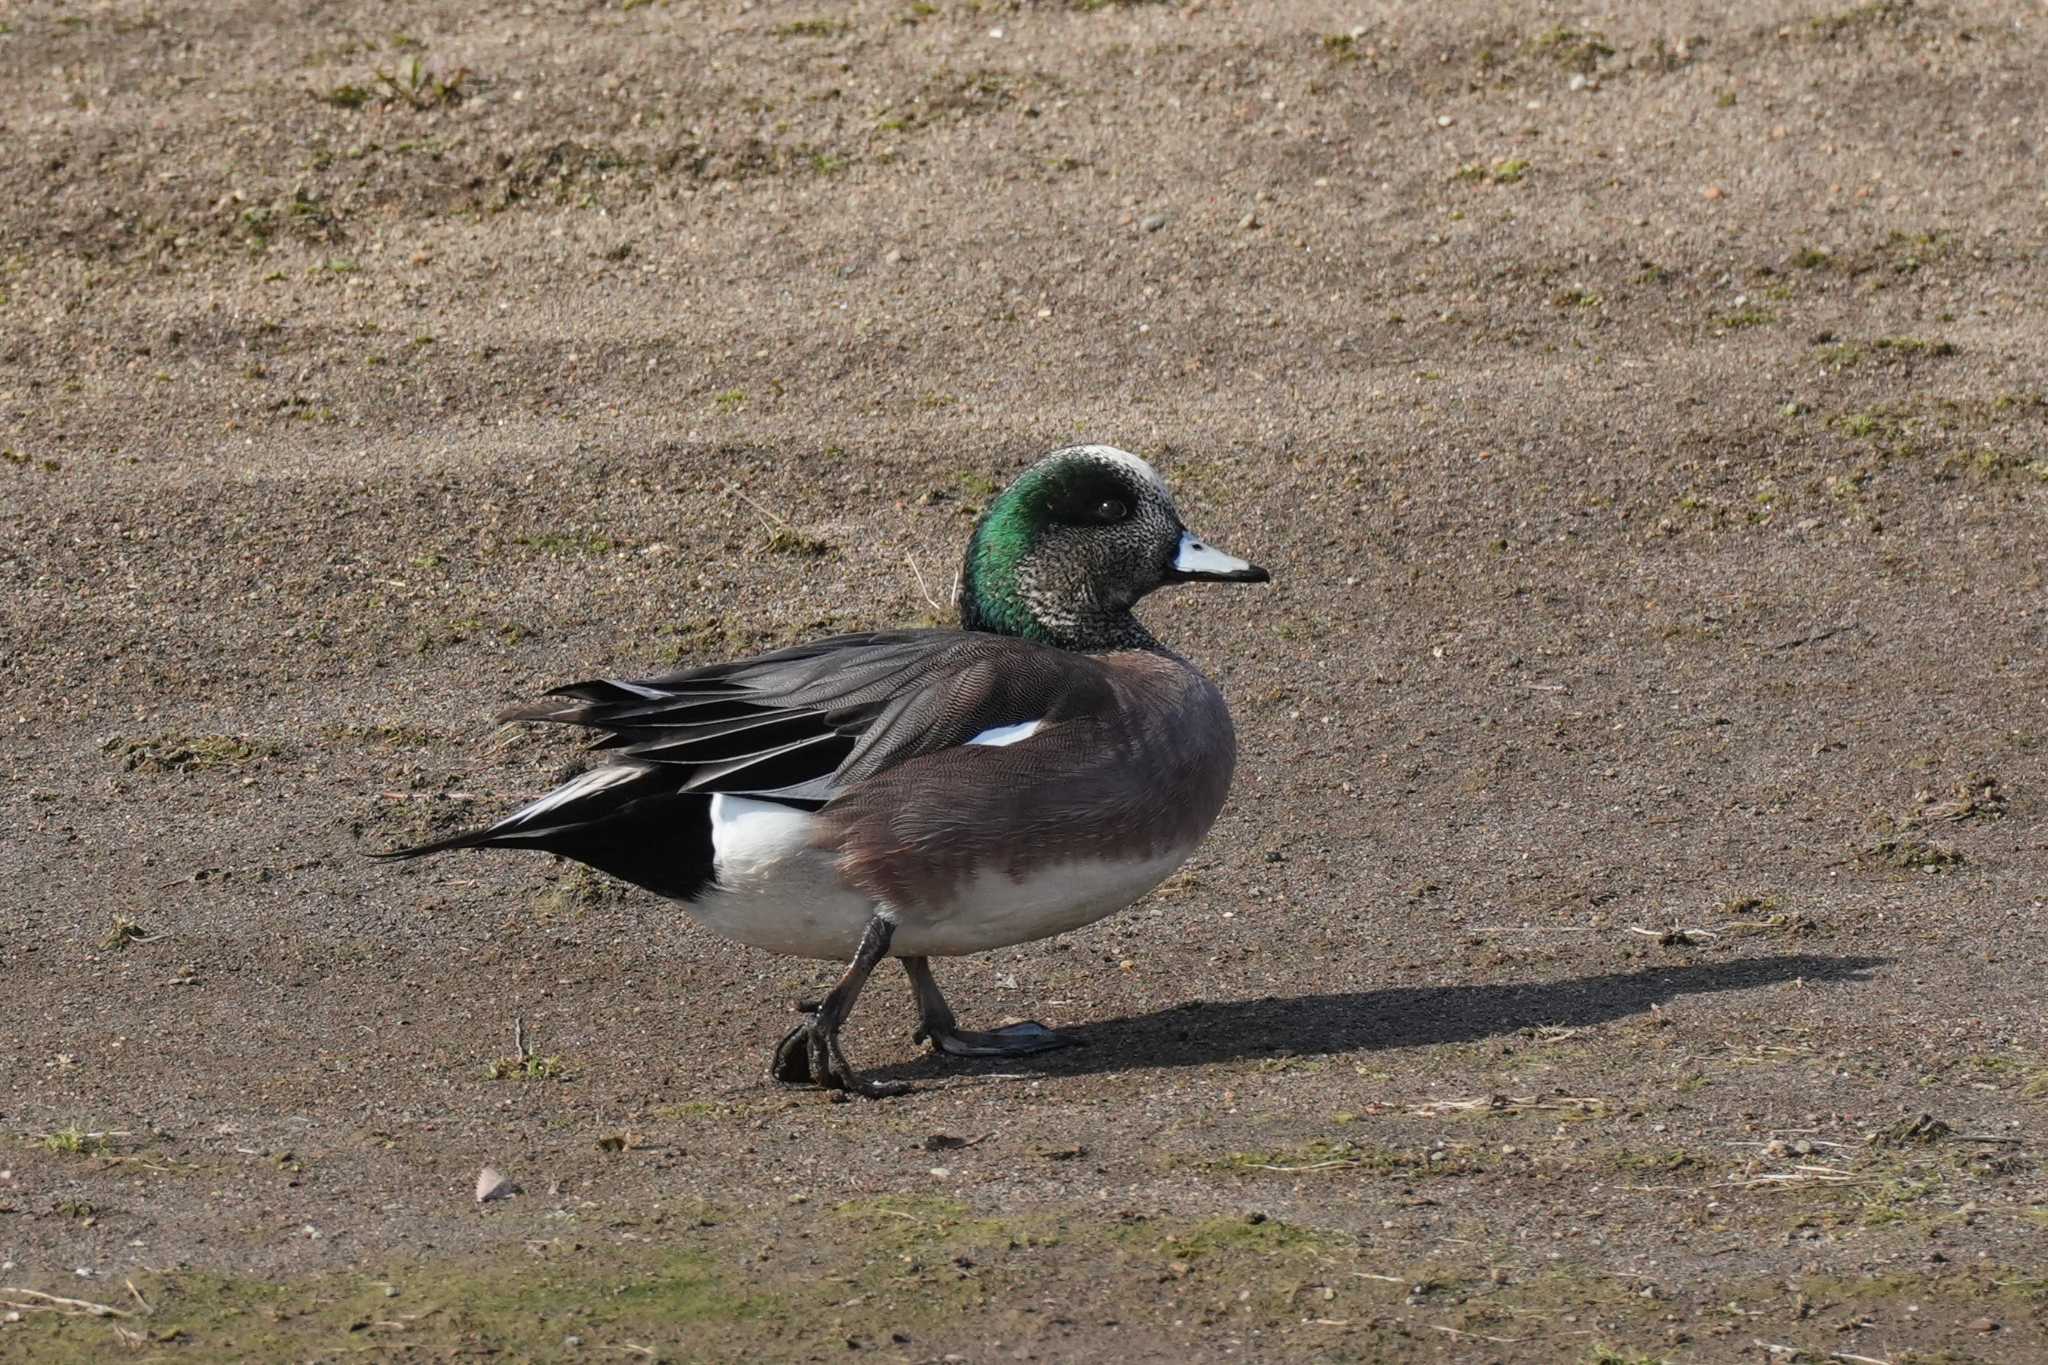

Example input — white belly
[897,848,1192,956]
[688,795,1193,960]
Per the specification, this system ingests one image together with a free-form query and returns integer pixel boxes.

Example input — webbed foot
[765,913,909,1098]
[770,1017,910,1098]
[914,1018,1079,1058]
[901,956,1082,1061]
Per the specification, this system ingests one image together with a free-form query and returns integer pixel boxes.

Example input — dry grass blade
[1406,1094,1606,1119]
[0,1287,133,1318]
[1246,1158,1361,1172]
[99,915,163,950]
[1731,1163,1863,1190]
[727,481,797,536]
[904,554,947,613]
[1424,1322,1524,1344]
[1759,1344,1893,1365]
[1519,1024,1585,1042]
[1629,924,1718,944]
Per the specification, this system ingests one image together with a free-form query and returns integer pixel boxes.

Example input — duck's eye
[1094,498,1129,523]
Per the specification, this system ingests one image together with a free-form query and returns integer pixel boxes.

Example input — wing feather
[496,630,1116,808]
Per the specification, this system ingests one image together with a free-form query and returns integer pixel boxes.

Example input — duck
[376,444,1269,1096]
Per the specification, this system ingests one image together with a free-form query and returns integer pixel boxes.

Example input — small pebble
[1140,213,1167,232]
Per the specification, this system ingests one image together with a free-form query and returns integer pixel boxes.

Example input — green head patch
[957,446,1181,649]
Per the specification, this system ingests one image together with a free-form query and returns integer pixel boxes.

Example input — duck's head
[958,444,1269,651]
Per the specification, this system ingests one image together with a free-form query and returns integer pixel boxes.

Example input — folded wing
[374,630,1118,875]
[500,630,1113,805]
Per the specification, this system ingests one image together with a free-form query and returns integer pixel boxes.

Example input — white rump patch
[1172,532,1255,577]
[966,719,1044,748]
[708,793,817,875]
[693,794,876,958]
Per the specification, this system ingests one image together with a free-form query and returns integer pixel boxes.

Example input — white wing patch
[966,719,1045,748]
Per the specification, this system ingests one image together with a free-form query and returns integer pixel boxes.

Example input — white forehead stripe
[1173,532,1254,576]
[1069,444,1171,501]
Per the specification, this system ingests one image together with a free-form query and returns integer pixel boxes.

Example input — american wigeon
[379,445,1268,1095]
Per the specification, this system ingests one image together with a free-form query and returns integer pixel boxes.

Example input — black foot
[915,1019,1080,1058]
[771,1019,910,1098]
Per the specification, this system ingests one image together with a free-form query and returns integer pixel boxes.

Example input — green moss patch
[102,734,283,773]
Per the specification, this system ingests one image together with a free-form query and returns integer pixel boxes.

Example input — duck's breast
[820,650,1239,952]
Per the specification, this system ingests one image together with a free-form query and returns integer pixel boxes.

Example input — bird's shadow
[876,953,1888,1083]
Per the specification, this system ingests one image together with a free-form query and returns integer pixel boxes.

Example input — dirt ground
[4,0,2046,1360]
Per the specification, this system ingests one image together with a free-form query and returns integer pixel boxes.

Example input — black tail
[370,763,717,902]
[370,827,502,861]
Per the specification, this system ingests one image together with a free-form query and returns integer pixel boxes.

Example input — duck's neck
[958,522,1157,653]
[959,585,1159,653]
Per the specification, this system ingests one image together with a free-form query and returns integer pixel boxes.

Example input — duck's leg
[771,912,909,1098]
[903,956,1078,1057]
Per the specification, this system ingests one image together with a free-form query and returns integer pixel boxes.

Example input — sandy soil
[4,0,2046,1360]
